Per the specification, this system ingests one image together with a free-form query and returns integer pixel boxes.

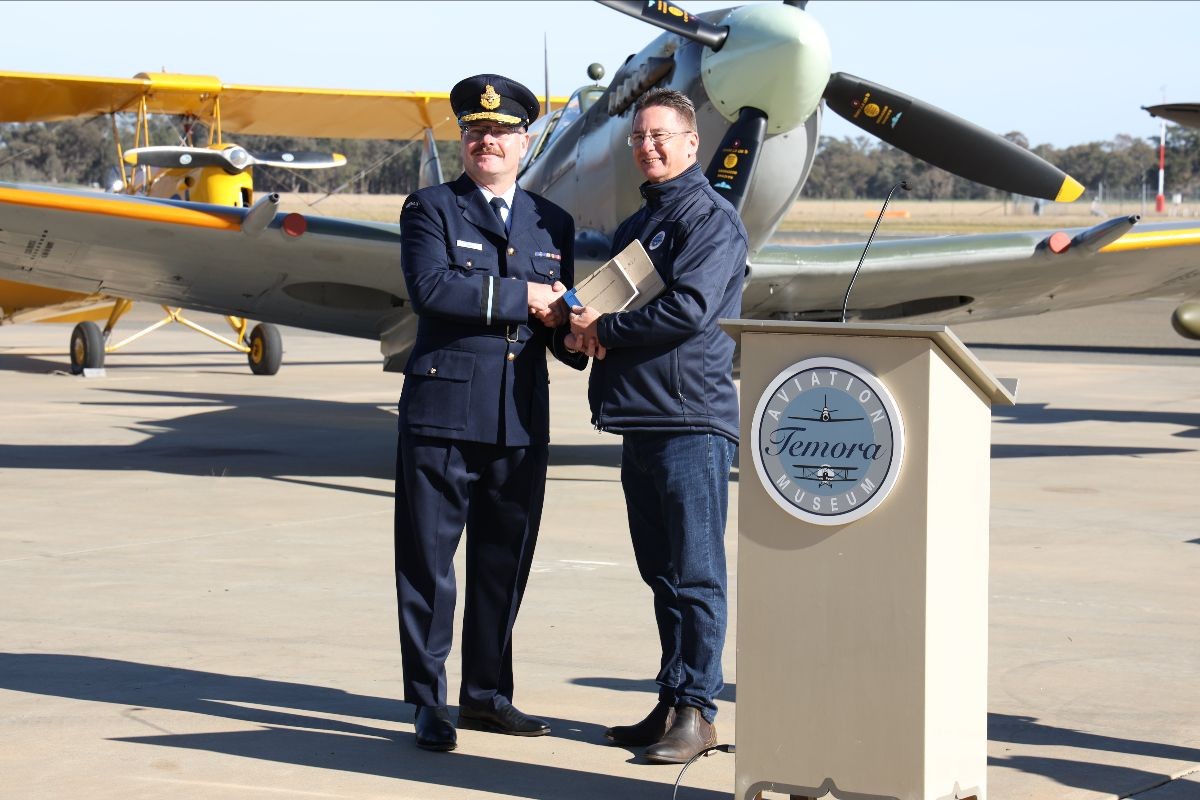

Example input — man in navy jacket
[569,88,747,764]
[396,73,585,752]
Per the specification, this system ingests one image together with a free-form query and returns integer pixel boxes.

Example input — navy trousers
[394,432,548,710]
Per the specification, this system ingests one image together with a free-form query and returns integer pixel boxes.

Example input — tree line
[0,116,463,195]
[3,115,1199,200]
[804,127,1200,201]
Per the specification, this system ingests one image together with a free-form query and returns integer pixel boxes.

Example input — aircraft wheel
[247,322,282,375]
[69,321,105,374]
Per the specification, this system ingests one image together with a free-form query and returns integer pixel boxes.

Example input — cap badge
[481,85,501,111]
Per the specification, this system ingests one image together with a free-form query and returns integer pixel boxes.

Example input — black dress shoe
[644,706,716,764]
[414,705,457,751]
[458,698,550,736]
[604,701,675,746]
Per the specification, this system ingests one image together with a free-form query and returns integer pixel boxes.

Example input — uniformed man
[394,73,585,752]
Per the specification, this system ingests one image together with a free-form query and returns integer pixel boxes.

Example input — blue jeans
[621,431,735,723]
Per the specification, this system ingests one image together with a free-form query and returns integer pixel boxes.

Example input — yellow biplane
[0,69,514,373]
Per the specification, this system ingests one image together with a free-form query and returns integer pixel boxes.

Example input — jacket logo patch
[649,231,666,250]
[456,239,484,251]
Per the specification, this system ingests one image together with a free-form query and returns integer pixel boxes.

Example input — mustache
[470,144,504,156]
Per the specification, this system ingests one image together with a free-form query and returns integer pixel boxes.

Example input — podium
[720,320,1015,800]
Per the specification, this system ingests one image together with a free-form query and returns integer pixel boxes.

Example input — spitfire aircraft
[3,0,1200,380]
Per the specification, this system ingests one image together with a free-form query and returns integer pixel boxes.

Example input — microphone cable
[841,180,911,323]
[671,743,735,799]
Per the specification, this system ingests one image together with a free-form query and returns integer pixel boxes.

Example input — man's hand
[528,281,567,328]
[564,332,606,360]
[569,305,604,357]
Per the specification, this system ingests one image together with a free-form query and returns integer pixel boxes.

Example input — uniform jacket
[399,172,586,446]
[588,164,747,443]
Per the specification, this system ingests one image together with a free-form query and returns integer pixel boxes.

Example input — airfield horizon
[271,192,1184,236]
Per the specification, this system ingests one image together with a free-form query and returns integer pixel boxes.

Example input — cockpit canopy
[520,85,606,172]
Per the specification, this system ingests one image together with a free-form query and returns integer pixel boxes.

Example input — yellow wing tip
[1056,176,1085,203]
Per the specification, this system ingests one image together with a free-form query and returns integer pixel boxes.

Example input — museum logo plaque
[751,356,904,525]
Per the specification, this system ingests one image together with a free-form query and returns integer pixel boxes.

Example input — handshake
[527,281,606,359]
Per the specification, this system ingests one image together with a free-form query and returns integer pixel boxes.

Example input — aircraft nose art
[700,3,831,134]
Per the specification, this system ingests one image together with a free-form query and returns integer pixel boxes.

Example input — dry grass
[274,192,408,223]
[273,193,1181,234]
[776,198,1164,234]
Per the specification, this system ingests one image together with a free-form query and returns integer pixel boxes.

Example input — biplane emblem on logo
[481,85,501,111]
[751,357,904,525]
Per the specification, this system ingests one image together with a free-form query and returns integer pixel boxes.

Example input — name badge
[456,239,483,251]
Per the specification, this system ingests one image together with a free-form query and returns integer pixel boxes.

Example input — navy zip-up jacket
[588,163,747,443]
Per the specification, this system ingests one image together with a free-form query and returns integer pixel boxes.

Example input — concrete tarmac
[1,299,1197,800]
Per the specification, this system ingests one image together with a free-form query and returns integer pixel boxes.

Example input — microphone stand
[841,180,911,323]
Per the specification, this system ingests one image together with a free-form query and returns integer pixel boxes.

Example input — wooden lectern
[721,320,1015,800]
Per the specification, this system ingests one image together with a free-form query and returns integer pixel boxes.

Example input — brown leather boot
[604,701,675,746]
[644,705,717,764]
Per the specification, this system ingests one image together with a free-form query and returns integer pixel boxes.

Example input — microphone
[841,180,911,323]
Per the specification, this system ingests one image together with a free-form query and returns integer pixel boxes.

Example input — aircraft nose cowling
[700,3,831,135]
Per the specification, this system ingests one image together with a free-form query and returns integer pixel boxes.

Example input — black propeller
[703,108,767,213]
[124,146,347,175]
[597,0,728,50]
[823,73,1082,202]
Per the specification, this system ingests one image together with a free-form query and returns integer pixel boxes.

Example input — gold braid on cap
[460,110,524,125]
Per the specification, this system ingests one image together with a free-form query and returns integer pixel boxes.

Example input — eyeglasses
[461,124,526,141]
[627,130,691,148]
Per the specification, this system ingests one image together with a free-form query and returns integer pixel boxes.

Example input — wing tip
[1056,176,1085,203]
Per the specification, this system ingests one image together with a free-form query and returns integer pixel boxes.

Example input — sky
[3,0,1198,149]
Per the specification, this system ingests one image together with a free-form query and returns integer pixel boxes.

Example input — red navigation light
[282,213,307,238]
[1047,231,1071,254]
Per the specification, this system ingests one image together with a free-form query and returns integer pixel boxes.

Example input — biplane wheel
[247,322,282,375]
[69,321,105,374]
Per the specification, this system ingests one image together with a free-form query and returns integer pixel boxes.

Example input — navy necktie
[490,197,508,233]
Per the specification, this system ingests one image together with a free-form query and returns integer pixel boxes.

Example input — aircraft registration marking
[0,186,241,232]
[1100,227,1200,253]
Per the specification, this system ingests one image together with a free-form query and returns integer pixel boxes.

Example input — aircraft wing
[1143,103,1200,130]
[0,69,567,141]
[0,182,408,343]
[5,181,1200,361]
[744,220,1200,324]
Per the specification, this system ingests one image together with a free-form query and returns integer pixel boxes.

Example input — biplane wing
[0,69,508,140]
[0,279,114,325]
